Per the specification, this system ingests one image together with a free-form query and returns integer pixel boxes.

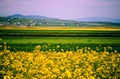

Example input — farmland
[0,27,120,52]
[0,26,120,79]
[0,46,120,79]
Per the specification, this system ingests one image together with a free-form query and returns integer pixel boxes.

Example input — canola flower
[0,45,120,79]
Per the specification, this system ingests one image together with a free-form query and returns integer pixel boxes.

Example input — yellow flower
[52,68,60,74]
[65,69,72,78]
[89,76,95,79]
[56,45,60,48]
[4,76,10,79]
[0,45,119,79]
[60,66,64,71]
[85,72,89,77]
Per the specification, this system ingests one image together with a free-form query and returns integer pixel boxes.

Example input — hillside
[0,14,120,27]
[6,14,58,20]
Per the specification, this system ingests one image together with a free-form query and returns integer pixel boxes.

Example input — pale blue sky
[0,0,120,19]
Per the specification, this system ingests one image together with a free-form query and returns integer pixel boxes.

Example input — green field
[0,37,120,52]
[0,29,120,37]
[0,28,120,52]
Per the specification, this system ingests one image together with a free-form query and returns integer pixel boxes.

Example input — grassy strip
[0,37,120,52]
[1,37,120,44]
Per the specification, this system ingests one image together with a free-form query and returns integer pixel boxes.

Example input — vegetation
[0,43,120,79]
[0,26,120,79]
[0,37,120,52]
[0,28,120,37]
[0,28,120,52]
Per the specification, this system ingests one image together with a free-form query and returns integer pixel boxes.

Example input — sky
[0,0,120,19]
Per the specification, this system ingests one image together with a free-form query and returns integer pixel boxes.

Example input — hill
[0,14,120,27]
[6,14,58,20]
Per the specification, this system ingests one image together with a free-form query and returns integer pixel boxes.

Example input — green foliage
[0,29,120,52]
[0,29,120,37]
[0,37,120,52]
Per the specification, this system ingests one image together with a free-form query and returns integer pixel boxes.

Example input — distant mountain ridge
[0,14,120,26]
[5,14,120,23]
[75,17,120,23]
[6,14,58,20]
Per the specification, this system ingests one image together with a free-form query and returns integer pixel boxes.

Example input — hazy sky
[0,0,120,19]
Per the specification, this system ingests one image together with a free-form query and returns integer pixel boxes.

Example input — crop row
[0,30,120,37]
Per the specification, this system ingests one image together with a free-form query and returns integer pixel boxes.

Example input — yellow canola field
[0,46,120,79]
[1,26,120,30]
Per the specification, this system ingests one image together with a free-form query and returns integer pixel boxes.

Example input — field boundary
[0,26,120,30]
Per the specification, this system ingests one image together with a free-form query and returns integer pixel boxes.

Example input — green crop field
[0,37,120,52]
[0,27,120,52]
[0,29,120,37]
